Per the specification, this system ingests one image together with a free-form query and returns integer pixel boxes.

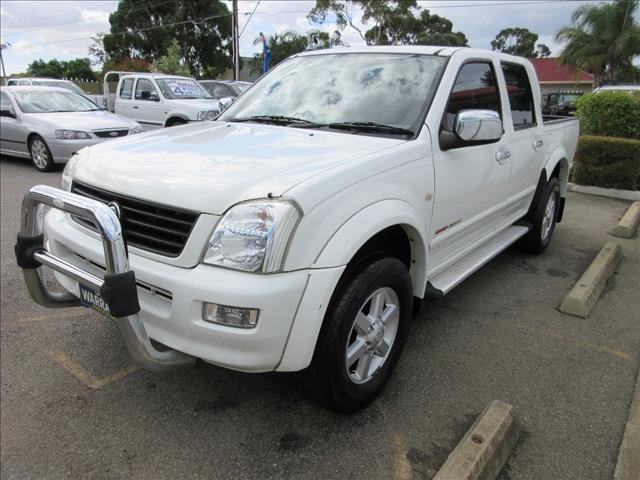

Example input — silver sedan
[0,86,142,172]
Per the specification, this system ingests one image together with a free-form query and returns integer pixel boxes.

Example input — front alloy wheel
[298,256,412,413]
[345,287,400,384]
[29,135,55,172]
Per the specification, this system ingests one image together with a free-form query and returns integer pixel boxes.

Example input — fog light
[202,303,259,328]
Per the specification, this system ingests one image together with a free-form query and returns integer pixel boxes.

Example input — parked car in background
[541,91,582,116]
[18,47,580,412]
[5,77,106,106]
[104,72,221,128]
[199,80,252,110]
[592,83,640,93]
[0,86,141,171]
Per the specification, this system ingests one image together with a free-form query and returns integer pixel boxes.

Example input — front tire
[29,135,55,172]
[519,177,561,253]
[298,257,412,413]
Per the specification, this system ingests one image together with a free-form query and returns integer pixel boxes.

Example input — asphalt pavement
[1,154,638,480]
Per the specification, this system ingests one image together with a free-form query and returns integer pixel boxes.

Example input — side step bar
[426,225,529,298]
[15,185,196,371]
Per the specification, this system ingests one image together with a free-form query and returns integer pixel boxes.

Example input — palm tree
[554,0,640,84]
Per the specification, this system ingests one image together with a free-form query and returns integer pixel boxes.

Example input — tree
[88,33,108,67]
[555,0,640,83]
[308,1,467,47]
[27,58,96,80]
[103,0,232,77]
[491,27,550,58]
[364,9,468,46]
[152,40,191,75]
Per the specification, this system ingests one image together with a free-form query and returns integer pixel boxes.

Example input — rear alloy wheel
[298,257,412,413]
[29,135,55,172]
[519,177,561,253]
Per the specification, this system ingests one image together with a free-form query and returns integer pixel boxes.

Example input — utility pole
[232,0,240,81]
[0,44,8,85]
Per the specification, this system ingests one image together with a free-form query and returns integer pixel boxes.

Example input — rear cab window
[440,61,502,149]
[500,62,536,130]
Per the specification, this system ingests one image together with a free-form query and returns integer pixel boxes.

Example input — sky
[1,0,638,76]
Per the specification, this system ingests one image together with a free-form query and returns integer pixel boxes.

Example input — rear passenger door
[429,61,510,270]
[498,61,544,222]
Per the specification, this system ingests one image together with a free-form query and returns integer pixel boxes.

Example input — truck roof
[296,45,532,64]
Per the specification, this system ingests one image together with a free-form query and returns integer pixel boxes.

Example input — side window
[134,78,159,101]
[442,62,501,133]
[120,78,134,99]
[1,92,15,113]
[7,80,18,86]
[501,62,536,129]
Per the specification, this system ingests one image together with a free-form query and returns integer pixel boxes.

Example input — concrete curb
[613,369,640,480]
[609,202,640,239]
[567,183,640,201]
[434,400,520,480]
[559,241,621,318]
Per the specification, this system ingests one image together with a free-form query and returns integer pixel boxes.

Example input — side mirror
[140,91,151,100]
[455,109,503,142]
[0,109,16,119]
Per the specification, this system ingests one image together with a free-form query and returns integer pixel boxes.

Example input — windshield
[13,91,100,113]
[561,94,580,104]
[156,78,212,99]
[219,53,447,134]
[233,83,251,94]
[31,80,84,95]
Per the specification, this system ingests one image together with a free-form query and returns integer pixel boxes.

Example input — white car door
[497,61,545,222]
[115,77,134,119]
[428,60,511,271]
[131,78,165,128]
[0,92,28,157]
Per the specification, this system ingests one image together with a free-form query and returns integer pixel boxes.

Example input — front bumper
[44,208,332,372]
[46,138,104,163]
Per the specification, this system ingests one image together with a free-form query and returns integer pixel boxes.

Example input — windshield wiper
[225,115,319,126]
[323,122,414,136]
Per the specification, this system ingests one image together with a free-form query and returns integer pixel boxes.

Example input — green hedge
[573,135,640,190]
[576,92,640,140]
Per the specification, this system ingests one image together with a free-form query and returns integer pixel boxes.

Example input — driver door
[130,78,164,127]
[0,92,28,157]
[428,61,510,271]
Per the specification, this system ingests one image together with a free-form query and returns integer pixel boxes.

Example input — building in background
[529,57,594,94]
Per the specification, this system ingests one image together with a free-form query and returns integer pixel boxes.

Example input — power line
[239,1,261,38]
[9,12,235,48]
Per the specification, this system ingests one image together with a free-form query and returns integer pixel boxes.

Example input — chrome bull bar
[15,185,195,371]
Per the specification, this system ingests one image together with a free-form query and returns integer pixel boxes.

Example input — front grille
[94,129,129,139]
[71,181,199,257]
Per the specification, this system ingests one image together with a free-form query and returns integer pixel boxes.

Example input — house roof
[529,57,593,83]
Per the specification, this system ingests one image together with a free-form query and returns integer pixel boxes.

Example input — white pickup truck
[103,72,221,128]
[16,47,578,412]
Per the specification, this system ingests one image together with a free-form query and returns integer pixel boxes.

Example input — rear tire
[29,135,55,172]
[519,177,560,253]
[297,257,412,413]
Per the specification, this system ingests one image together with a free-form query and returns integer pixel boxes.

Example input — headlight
[203,200,300,273]
[197,110,218,121]
[131,126,143,134]
[55,130,91,140]
[60,154,79,191]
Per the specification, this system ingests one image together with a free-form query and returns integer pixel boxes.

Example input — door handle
[533,136,544,149]
[495,146,511,165]
[132,106,139,109]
